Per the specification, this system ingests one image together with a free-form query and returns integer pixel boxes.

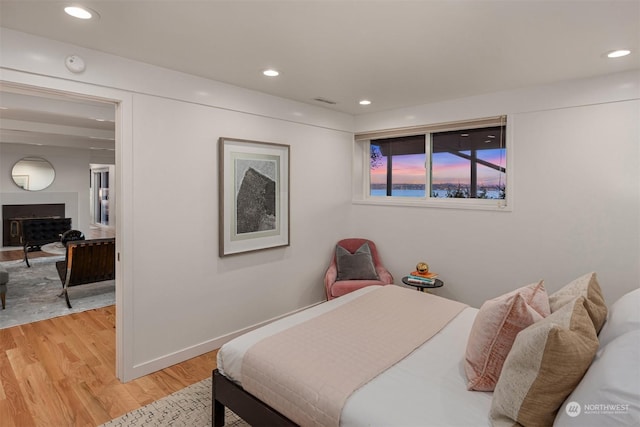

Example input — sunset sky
[371,150,506,186]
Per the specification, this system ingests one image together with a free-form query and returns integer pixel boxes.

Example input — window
[430,125,506,199]
[370,135,426,197]
[357,116,509,209]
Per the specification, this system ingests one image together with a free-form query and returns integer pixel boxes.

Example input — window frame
[354,115,512,211]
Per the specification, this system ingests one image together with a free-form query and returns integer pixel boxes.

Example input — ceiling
[0,85,116,150]
[0,0,638,148]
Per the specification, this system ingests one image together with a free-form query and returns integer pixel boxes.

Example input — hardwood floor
[1,225,218,426]
[0,249,52,263]
[86,225,116,240]
[0,306,218,426]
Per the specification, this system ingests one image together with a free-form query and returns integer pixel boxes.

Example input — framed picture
[219,137,290,256]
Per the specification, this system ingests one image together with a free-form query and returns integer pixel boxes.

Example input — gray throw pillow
[335,242,379,281]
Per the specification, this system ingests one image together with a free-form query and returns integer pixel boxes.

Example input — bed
[212,280,640,427]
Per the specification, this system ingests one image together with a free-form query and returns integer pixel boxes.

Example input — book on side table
[406,271,439,285]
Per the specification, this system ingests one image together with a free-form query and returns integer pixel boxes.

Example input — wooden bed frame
[212,369,297,426]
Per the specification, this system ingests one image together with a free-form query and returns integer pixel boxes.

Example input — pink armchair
[324,238,394,300]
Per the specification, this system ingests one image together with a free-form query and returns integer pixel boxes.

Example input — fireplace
[2,203,66,247]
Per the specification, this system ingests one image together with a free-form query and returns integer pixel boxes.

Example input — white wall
[129,93,354,364]
[1,28,354,380]
[353,71,640,308]
[0,143,96,239]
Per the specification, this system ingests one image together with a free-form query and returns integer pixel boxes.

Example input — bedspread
[241,285,468,426]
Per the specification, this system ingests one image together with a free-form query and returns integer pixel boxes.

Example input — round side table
[41,242,67,255]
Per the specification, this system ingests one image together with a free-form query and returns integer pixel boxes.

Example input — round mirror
[11,157,56,191]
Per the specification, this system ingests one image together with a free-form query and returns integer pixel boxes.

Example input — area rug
[0,256,115,329]
[100,377,248,427]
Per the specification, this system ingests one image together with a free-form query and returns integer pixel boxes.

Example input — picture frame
[219,137,290,257]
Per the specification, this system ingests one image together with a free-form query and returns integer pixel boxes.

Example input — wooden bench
[21,217,72,267]
[55,238,116,308]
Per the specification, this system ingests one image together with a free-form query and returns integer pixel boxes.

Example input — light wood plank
[0,351,36,426]
[0,305,218,426]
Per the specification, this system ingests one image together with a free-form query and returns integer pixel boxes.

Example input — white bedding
[217,286,493,426]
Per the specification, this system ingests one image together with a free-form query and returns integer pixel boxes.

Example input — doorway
[0,82,124,376]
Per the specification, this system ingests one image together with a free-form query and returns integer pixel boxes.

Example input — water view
[370,184,505,199]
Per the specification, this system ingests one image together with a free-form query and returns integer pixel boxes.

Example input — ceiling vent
[313,97,337,105]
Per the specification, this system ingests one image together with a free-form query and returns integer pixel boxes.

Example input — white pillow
[598,288,640,347]
[554,329,640,426]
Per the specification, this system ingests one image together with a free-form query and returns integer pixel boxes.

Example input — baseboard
[126,299,326,381]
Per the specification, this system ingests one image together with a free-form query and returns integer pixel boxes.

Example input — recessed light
[64,6,99,20]
[359,100,371,106]
[263,69,280,77]
[607,49,631,58]
[460,133,469,137]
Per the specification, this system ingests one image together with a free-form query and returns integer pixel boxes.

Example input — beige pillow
[464,281,549,391]
[549,272,607,332]
[490,296,599,427]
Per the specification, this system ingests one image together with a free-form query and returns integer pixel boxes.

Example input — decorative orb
[416,262,429,274]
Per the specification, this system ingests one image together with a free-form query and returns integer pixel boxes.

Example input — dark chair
[56,238,115,308]
[324,238,394,300]
[61,229,85,246]
[20,218,72,267]
[0,266,8,309]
